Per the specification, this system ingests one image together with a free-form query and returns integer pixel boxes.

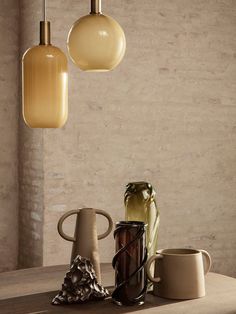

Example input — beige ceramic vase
[58,208,113,284]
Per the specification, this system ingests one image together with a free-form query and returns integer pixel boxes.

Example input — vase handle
[95,209,113,240]
[57,209,80,242]
[58,208,113,242]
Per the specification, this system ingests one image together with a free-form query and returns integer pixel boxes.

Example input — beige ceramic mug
[146,248,212,300]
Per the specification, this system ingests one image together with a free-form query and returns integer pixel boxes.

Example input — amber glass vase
[112,221,147,306]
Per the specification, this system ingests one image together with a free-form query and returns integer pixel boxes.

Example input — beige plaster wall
[0,0,235,277]
[0,0,19,272]
[42,0,236,277]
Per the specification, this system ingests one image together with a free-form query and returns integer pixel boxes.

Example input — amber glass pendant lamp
[22,0,68,128]
[67,0,126,71]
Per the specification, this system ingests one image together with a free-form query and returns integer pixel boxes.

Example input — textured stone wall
[0,0,235,277]
[0,0,19,272]
[42,0,236,277]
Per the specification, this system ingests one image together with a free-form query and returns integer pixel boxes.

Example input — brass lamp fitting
[40,21,51,45]
[90,0,102,14]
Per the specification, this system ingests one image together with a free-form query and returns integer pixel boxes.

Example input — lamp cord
[43,0,47,21]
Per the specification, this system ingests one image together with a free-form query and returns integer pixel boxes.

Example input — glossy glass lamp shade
[67,14,126,71]
[22,23,68,128]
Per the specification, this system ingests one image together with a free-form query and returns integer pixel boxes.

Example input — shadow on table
[0,289,182,314]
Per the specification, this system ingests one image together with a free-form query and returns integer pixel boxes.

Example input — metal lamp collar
[39,21,51,45]
[90,0,102,14]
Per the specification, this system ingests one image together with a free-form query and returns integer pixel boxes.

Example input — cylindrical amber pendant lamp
[67,0,126,71]
[22,0,68,128]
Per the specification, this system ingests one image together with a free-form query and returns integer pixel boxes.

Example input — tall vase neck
[40,21,51,45]
[90,0,102,14]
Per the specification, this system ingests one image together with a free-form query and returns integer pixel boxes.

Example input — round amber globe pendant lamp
[22,0,68,128]
[67,0,126,71]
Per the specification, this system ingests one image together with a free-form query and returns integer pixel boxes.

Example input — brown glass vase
[112,221,147,306]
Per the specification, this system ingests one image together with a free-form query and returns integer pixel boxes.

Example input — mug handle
[57,209,79,242]
[200,249,212,275]
[146,254,163,283]
[95,209,113,240]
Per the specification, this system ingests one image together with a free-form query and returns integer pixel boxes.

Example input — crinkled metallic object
[52,255,109,305]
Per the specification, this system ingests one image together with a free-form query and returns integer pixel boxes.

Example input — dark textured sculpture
[52,255,109,305]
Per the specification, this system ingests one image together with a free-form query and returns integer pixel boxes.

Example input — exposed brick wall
[18,129,44,268]
[17,0,45,268]
[0,0,19,272]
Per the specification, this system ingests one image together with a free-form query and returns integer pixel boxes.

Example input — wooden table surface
[0,264,235,314]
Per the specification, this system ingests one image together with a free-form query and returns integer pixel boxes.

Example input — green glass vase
[124,182,160,258]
